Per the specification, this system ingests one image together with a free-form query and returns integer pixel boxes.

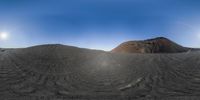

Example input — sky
[0,0,200,50]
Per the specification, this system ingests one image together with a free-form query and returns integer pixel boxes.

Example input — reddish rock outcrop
[111,37,189,53]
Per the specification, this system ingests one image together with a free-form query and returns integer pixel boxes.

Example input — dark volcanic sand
[1,43,200,100]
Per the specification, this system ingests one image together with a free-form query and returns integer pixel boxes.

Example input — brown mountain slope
[111,37,189,53]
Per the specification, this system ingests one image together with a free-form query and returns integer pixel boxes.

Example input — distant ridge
[111,37,190,53]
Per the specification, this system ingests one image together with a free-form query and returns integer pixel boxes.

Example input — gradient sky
[0,0,200,50]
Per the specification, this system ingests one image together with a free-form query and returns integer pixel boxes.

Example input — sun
[197,33,200,39]
[0,32,9,40]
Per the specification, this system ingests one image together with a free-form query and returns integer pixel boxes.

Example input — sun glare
[0,32,9,40]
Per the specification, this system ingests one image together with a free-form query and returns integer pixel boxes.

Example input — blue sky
[0,0,200,50]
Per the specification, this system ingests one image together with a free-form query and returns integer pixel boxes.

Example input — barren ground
[1,44,200,100]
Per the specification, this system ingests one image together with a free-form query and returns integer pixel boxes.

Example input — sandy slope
[1,44,200,100]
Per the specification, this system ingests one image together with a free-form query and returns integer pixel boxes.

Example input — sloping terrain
[111,37,190,53]
[1,44,200,100]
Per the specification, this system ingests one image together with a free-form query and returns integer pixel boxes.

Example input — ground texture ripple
[1,44,200,100]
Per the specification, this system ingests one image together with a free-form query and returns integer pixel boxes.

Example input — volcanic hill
[111,37,190,53]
